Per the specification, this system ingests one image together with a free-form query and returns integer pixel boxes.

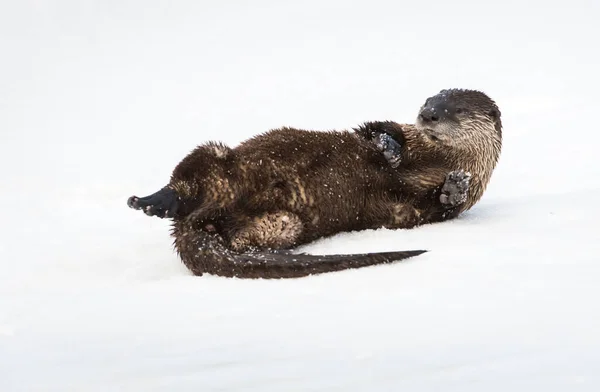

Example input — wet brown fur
[134,89,502,278]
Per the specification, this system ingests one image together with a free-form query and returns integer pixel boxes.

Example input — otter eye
[456,108,464,114]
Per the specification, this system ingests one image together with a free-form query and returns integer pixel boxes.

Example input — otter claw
[440,170,471,207]
[127,187,180,219]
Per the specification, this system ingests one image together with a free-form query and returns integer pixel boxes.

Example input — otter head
[415,88,502,146]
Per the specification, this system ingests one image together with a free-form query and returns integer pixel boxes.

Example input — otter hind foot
[439,170,471,207]
[127,186,180,218]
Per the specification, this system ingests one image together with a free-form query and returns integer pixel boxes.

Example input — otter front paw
[127,186,180,218]
[373,133,402,168]
[439,170,471,207]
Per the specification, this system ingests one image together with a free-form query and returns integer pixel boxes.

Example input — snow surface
[2,0,600,390]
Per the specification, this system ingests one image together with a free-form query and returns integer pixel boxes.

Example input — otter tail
[172,223,426,279]
[226,249,427,279]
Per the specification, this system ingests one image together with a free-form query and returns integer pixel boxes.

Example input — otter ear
[489,108,502,135]
[488,108,500,120]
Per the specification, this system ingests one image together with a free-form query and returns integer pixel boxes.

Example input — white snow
[2,0,600,390]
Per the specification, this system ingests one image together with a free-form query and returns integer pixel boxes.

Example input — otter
[127,88,502,278]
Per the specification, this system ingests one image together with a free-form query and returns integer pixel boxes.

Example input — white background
[1,0,599,390]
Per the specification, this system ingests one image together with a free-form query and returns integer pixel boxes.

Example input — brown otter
[127,88,502,278]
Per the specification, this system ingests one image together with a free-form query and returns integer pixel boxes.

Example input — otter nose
[419,102,453,123]
[419,107,440,123]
